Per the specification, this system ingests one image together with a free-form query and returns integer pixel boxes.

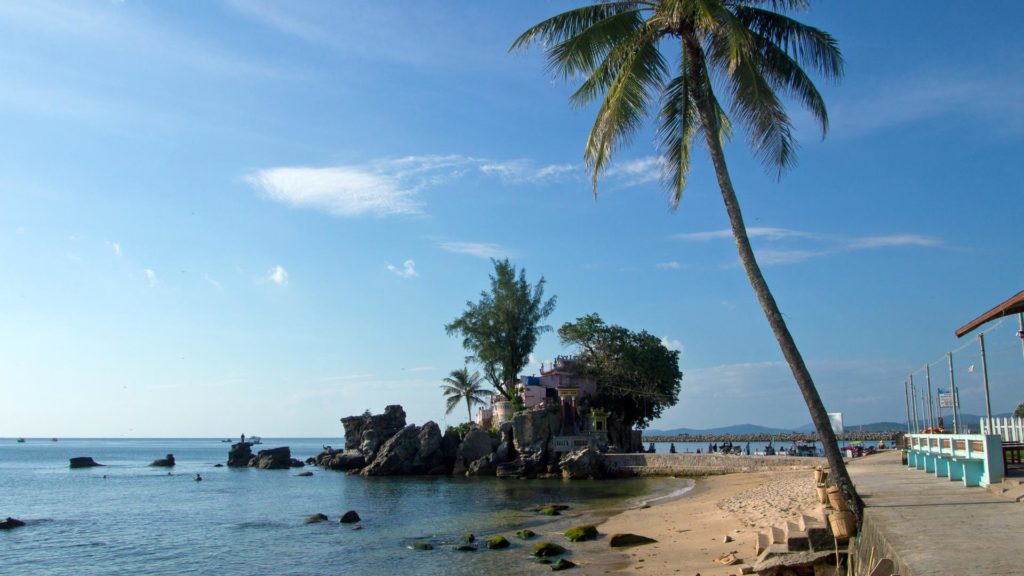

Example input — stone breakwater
[643,431,902,443]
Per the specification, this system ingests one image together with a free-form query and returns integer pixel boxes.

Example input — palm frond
[733,6,843,81]
[547,10,646,80]
[657,47,699,208]
[445,396,462,415]
[509,2,646,52]
[584,27,667,193]
[750,32,829,136]
[724,0,810,13]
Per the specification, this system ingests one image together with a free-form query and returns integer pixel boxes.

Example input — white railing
[980,417,1024,442]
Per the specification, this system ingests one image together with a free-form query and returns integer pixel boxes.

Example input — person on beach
[194,473,202,481]
[745,442,750,455]
[669,443,676,454]
[241,433,245,443]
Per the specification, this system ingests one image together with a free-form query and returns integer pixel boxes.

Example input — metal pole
[980,333,993,424]
[925,363,935,429]
[910,374,918,433]
[948,352,959,434]
[904,380,912,434]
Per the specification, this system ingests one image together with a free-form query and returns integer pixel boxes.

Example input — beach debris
[0,517,26,530]
[733,566,754,575]
[148,454,175,467]
[715,552,740,566]
[608,533,657,548]
[339,510,361,523]
[723,534,734,543]
[407,541,434,550]
[304,513,329,524]
[69,457,103,468]
[453,544,477,552]
[532,542,567,557]
[550,558,576,571]
[295,471,313,477]
[485,535,510,549]
[516,529,537,539]
[564,525,598,542]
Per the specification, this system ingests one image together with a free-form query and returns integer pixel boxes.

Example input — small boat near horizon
[249,436,262,445]
[17,438,25,443]
[51,438,58,442]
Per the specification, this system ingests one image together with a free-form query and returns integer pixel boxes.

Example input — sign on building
[938,388,957,408]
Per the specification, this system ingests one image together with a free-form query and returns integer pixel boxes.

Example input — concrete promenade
[848,450,1024,575]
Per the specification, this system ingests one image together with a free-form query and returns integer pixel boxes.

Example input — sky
[2,1,1023,438]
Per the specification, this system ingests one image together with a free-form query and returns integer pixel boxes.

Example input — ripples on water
[0,439,685,575]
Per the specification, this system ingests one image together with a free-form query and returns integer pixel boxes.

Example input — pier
[848,450,1024,575]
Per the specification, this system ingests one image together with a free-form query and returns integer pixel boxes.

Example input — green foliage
[446,258,557,400]
[446,422,475,440]
[1015,402,1024,419]
[511,0,842,203]
[441,366,489,424]
[559,314,681,430]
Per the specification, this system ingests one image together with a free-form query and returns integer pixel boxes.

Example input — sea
[0,438,691,575]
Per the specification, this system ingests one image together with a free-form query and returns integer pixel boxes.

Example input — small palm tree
[514,1,861,516]
[441,367,490,423]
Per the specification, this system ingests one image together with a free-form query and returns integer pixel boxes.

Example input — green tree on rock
[559,314,681,448]
[446,258,557,401]
[441,366,489,424]
[513,1,862,516]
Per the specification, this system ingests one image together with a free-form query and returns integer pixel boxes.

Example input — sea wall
[644,432,901,443]
[604,453,826,476]
[849,509,911,576]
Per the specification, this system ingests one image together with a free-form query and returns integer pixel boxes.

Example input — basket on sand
[815,483,828,504]
[826,486,849,511]
[814,467,829,484]
[829,510,856,539]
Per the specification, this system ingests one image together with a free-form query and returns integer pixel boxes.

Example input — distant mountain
[651,412,1016,436]
[647,423,796,436]
[793,412,1014,434]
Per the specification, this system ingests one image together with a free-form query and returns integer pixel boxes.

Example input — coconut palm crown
[441,366,490,424]
[513,0,863,517]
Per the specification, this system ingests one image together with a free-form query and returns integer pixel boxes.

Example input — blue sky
[2,1,1023,437]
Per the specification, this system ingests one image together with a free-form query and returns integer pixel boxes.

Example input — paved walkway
[848,450,1024,575]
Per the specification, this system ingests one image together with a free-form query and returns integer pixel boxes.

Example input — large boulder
[511,405,561,457]
[341,405,406,458]
[0,517,26,530]
[253,447,292,470]
[227,442,253,467]
[69,457,103,468]
[361,424,420,476]
[149,454,175,467]
[327,451,366,471]
[559,446,605,479]
[466,453,499,477]
[457,429,493,468]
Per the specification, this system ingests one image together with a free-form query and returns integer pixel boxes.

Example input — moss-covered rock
[516,529,537,539]
[453,544,477,552]
[536,506,561,516]
[534,503,570,512]
[608,533,658,547]
[551,558,577,571]
[564,525,598,542]
[532,542,567,557]
[459,533,476,543]
[485,535,510,549]
[408,541,434,550]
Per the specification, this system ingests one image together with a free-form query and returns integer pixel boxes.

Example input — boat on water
[51,438,58,442]
[17,438,25,443]
[249,436,262,445]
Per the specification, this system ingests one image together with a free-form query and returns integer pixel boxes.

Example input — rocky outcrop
[0,517,26,530]
[69,457,103,468]
[149,454,175,467]
[361,421,448,476]
[341,404,406,457]
[227,442,253,467]
[453,429,492,475]
[511,404,561,455]
[254,447,292,469]
[559,445,605,479]
[339,510,360,523]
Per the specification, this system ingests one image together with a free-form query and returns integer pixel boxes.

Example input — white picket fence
[980,417,1024,442]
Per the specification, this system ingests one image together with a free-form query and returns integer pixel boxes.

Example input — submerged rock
[339,510,361,523]
[0,517,26,530]
[532,542,567,557]
[485,535,510,549]
[564,525,598,542]
[148,454,175,467]
[551,558,576,571]
[408,541,434,550]
[295,471,313,477]
[516,529,537,539]
[69,457,103,468]
[304,513,329,524]
[453,544,477,552]
[608,533,657,548]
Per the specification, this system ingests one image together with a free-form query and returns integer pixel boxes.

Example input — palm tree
[513,1,862,516]
[441,367,490,424]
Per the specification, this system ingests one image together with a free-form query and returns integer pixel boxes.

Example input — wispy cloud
[204,274,223,292]
[106,241,121,256]
[605,156,662,186]
[247,166,422,218]
[387,260,419,279]
[675,227,942,265]
[656,261,682,270]
[439,241,513,259]
[144,268,158,287]
[267,265,288,286]
[660,337,684,353]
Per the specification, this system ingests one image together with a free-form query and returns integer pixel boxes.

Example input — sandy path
[567,470,820,575]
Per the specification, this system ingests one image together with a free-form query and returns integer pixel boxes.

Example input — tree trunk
[697,104,864,519]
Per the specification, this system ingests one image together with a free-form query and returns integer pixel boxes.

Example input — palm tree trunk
[466,398,473,425]
[697,104,864,520]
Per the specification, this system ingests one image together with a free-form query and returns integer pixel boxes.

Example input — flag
[968,364,975,373]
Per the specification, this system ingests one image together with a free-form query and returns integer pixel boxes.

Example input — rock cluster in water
[227,443,305,469]
[305,404,607,479]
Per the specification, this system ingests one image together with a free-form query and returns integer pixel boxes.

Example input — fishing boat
[249,436,262,445]
[17,438,25,443]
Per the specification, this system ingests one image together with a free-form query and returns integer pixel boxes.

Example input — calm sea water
[0,438,686,575]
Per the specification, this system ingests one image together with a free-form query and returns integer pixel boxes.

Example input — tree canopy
[559,313,681,430]
[446,258,557,401]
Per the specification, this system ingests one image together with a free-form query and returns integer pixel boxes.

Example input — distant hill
[651,412,1015,436]
[647,423,796,436]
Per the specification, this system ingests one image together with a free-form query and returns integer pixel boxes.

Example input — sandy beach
[569,469,819,575]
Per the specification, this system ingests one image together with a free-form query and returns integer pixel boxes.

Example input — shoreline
[566,469,819,575]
